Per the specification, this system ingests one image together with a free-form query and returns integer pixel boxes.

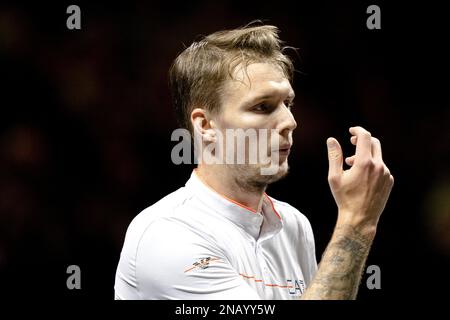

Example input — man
[114,23,394,299]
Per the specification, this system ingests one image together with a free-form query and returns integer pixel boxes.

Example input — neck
[195,165,266,213]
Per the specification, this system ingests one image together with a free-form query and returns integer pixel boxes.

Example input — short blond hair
[169,23,295,132]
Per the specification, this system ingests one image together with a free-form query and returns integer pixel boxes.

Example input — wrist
[335,213,378,240]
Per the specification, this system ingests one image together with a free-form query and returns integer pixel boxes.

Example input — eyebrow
[244,91,296,106]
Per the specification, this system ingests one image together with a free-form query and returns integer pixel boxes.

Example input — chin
[231,160,290,192]
[270,162,289,181]
[254,161,290,185]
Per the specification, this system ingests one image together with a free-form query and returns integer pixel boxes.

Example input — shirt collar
[185,170,283,241]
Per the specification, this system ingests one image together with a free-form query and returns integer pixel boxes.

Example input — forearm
[300,224,374,300]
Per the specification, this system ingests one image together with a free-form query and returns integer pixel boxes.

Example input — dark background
[0,1,448,301]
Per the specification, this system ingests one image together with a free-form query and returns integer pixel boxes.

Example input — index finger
[349,126,372,161]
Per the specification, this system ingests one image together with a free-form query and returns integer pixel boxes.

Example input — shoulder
[117,203,234,299]
[116,186,217,298]
[117,186,195,272]
[124,186,192,241]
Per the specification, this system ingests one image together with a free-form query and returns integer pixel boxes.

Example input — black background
[0,1,448,302]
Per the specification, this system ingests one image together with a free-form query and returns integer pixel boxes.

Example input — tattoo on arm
[300,224,373,300]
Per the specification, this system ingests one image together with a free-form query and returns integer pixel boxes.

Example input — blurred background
[0,1,448,300]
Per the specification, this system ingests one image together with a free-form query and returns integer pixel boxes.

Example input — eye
[252,103,272,113]
[285,100,294,110]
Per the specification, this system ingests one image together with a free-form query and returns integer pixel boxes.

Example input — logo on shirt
[287,279,305,295]
[184,256,222,273]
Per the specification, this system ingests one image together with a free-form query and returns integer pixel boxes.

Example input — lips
[277,144,292,156]
[279,144,292,150]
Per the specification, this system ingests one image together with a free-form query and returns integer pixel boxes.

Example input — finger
[352,133,383,161]
[327,137,343,176]
[349,126,372,161]
[371,137,383,162]
[345,155,355,166]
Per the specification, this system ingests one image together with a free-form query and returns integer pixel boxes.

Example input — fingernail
[327,139,335,148]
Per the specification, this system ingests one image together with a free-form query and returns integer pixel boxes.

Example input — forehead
[223,62,293,103]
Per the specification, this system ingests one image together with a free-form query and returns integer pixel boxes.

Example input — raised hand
[326,126,394,236]
[301,126,394,300]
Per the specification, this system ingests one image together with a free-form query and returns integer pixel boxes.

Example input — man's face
[212,62,297,189]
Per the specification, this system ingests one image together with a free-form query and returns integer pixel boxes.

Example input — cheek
[222,112,274,130]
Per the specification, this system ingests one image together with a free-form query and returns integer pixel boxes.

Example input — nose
[278,103,297,137]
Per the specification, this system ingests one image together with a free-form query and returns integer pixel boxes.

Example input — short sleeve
[124,218,261,300]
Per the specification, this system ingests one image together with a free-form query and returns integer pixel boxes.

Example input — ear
[191,108,217,142]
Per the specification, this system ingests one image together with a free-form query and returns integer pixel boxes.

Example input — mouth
[276,144,292,156]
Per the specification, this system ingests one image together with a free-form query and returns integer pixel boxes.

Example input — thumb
[327,137,343,176]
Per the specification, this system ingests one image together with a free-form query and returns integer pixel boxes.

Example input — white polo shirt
[114,171,317,300]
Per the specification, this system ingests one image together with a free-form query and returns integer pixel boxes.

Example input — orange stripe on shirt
[239,273,293,288]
